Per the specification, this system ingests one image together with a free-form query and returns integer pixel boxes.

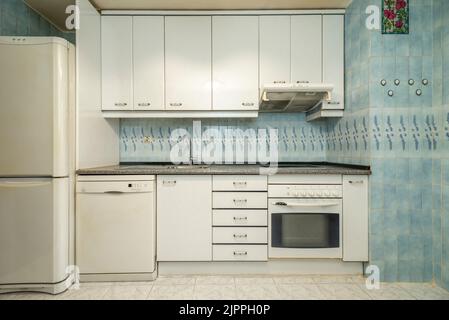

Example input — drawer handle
[169,102,183,107]
[233,234,248,238]
[233,199,248,205]
[162,180,177,186]
[233,217,248,221]
[349,180,364,184]
[104,191,124,194]
[273,81,286,84]
[241,102,255,107]
[296,81,310,84]
[114,102,127,107]
[138,102,151,107]
[233,251,248,256]
[233,182,247,188]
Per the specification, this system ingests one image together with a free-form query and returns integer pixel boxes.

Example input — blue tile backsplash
[120,0,449,288]
[0,0,75,43]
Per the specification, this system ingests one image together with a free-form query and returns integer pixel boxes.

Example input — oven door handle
[272,201,340,208]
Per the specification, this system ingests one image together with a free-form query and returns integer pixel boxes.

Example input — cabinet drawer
[213,210,267,226]
[213,176,267,191]
[213,245,268,261]
[213,192,267,209]
[213,227,267,244]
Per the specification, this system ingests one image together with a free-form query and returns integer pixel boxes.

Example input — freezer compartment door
[0,39,69,177]
[0,178,69,284]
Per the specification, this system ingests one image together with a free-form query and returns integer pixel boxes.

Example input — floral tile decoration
[382,0,409,34]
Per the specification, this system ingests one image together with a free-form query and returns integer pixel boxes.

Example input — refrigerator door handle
[0,179,52,188]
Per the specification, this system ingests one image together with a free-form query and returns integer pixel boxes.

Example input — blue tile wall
[0,0,75,43]
[120,114,328,163]
[333,0,449,287]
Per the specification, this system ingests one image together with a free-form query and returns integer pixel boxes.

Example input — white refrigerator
[0,37,75,294]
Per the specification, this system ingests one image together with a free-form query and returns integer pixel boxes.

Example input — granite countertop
[76,163,371,176]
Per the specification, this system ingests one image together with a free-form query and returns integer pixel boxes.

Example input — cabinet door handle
[233,199,248,205]
[233,251,248,256]
[296,81,310,84]
[162,180,177,186]
[241,102,255,107]
[233,216,248,221]
[349,180,364,184]
[138,102,151,107]
[233,181,247,188]
[233,234,248,238]
[169,102,183,107]
[273,81,286,84]
[114,102,127,107]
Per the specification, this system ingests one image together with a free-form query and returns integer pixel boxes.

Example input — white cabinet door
[101,16,133,111]
[133,16,165,110]
[323,15,345,109]
[157,175,212,261]
[213,16,259,110]
[165,16,212,110]
[259,16,291,87]
[343,176,369,262]
[291,15,322,84]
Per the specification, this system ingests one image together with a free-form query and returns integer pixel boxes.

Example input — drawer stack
[212,175,268,261]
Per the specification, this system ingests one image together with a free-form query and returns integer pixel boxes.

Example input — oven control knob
[300,191,306,197]
[324,191,330,197]
[309,191,315,197]
[293,192,299,197]
[332,191,339,197]
[315,192,322,197]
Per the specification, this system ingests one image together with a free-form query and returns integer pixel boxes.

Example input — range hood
[259,83,334,112]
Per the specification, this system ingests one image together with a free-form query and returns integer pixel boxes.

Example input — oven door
[269,199,343,259]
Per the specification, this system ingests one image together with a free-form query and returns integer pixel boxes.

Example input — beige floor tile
[194,284,237,300]
[148,285,195,300]
[274,276,315,285]
[317,284,372,300]
[235,285,281,300]
[312,275,359,284]
[59,287,109,300]
[234,277,275,285]
[398,283,449,300]
[278,284,326,300]
[195,276,235,285]
[154,276,196,286]
[362,284,416,300]
[103,285,153,300]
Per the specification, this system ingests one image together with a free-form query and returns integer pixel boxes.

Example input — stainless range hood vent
[259,83,334,113]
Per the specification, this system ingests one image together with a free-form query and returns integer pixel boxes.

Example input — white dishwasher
[76,175,156,282]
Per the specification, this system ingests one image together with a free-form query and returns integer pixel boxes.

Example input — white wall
[76,0,119,169]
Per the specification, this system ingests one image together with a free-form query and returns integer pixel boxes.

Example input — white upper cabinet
[291,15,322,84]
[133,16,165,110]
[323,15,345,109]
[165,16,212,110]
[101,16,133,111]
[212,16,259,110]
[259,16,291,87]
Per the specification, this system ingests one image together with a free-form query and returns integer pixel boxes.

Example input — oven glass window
[271,213,339,248]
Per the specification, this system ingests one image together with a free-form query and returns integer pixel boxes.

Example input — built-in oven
[268,180,343,259]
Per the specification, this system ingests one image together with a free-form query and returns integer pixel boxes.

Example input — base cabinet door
[343,175,369,262]
[157,175,212,261]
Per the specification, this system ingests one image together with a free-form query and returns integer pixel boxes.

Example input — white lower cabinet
[213,192,268,209]
[213,210,268,227]
[213,227,268,244]
[213,245,268,261]
[157,175,212,261]
[343,175,369,262]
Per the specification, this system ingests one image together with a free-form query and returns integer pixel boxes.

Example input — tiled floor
[1,275,449,300]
